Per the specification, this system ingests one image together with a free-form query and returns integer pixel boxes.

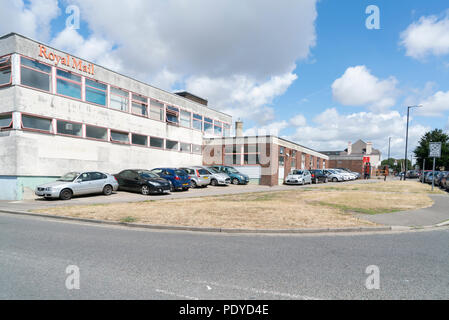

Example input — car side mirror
[75,179,82,183]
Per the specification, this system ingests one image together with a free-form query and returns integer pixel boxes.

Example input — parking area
[0,179,380,212]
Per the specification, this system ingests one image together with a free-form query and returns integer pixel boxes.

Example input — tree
[381,158,411,173]
[413,129,449,170]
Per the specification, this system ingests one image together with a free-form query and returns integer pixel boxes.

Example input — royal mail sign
[38,45,94,75]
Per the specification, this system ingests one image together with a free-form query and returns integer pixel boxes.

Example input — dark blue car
[151,168,191,191]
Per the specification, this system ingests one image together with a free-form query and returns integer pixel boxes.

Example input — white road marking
[155,289,199,300]
[187,280,321,300]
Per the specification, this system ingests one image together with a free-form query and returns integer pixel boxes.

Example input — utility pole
[404,105,423,180]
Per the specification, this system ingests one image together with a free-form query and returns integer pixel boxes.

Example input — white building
[0,33,231,200]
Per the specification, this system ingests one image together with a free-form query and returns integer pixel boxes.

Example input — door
[123,170,140,191]
[72,172,93,195]
[89,172,107,193]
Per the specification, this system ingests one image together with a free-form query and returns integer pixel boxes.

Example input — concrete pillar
[235,121,243,137]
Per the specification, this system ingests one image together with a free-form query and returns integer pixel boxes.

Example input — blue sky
[2,0,449,161]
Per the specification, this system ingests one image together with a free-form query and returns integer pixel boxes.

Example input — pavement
[1,212,448,299]
[359,194,449,227]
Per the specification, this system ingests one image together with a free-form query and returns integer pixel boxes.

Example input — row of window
[0,113,202,154]
[15,55,230,136]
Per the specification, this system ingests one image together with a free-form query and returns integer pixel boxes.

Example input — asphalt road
[1,213,448,300]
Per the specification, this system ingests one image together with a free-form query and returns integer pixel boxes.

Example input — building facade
[203,132,329,186]
[320,140,381,175]
[0,33,231,200]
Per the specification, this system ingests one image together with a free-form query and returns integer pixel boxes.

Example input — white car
[324,169,344,182]
[284,170,312,185]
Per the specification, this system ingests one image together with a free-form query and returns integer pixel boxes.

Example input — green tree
[413,129,449,170]
[381,158,411,173]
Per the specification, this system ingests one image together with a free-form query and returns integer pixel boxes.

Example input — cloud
[50,0,317,120]
[415,90,449,117]
[285,108,429,159]
[243,120,289,137]
[289,114,307,127]
[400,11,449,59]
[0,0,60,41]
[331,66,399,111]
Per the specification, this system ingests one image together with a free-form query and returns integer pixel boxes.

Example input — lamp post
[404,105,423,181]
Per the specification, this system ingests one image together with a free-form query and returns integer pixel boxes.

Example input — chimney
[366,142,373,155]
[235,121,243,137]
[347,141,352,155]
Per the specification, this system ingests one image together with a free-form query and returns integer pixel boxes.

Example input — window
[166,139,178,151]
[0,56,11,86]
[180,110,191,128]
[132,94,148,117]
[292,150,297,158]
[244,144,257,153]
[225,144,240,154]
[291,159,296,168]
[22,115,52,132]
[90,172,107,180]
[57,120,82,137]
[110,130,129,144]
[85,79,107,106]
[56,69,81,99]
[150,100,164,121]
[204,117,213,134]
[225,154,240,165]
[0,113,12,129]
[132,133,147,146]
[214,121,223,136]
[110,87,129,112]
[20,57,51,92]
[166,106,179,124]
[150,137,164,149]
[244,154,260,165]
[86,125,107,140]
[180,143,191,153]
[279,147,285,155]
[193,114,202,130]
[279,156,285,166]
[192,144,202,154]
[223,123,230,137]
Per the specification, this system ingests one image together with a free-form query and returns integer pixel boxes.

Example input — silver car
[35,171,119,200]
[180,167,211,188]
[204,166,231,186]
[284,170,312,185]
[324,169,344,182]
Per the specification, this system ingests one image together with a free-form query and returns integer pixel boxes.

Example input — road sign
[429,142,442,158]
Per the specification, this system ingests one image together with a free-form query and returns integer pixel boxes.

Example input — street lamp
[403,105,423,181]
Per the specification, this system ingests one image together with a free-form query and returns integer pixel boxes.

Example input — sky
[1,0,449,163]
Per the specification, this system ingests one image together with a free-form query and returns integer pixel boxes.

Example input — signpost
[429,142,442,191]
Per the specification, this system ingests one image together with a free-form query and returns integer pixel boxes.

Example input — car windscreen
[58,172,80,182]
[208,167,219,173]
[292,170,304,175]
[138,170,159,179]
[226,167,239,173]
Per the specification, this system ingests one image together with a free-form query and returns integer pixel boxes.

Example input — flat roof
[0,32,231,118]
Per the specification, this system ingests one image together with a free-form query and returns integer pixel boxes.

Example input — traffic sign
[429,142,442,158]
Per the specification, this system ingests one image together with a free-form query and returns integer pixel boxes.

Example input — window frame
[85,123,108,142]
[110,129,130,144]
[149,99,165,122]
[85,77,108,107]
[166,105,179,125]
[165,139,179,151]
[131,93,148,118]
[149,136,165,150]
[131,132,148,147]
[192,114,203,131]
[109,86,129,113]
[0,55,12,88]
[20,113,53,134]
[180,142,192,153]
[192,144,202,155]
[204,117,214,134]
[19,55,52,93]
[214,120,223,136]
[179,109,192,128]
[55,68,83,101]
[55,119,83,138]
[0,112,13,130]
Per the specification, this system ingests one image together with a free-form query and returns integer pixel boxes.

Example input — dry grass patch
[322,180,444,194]
[34,180,437,230]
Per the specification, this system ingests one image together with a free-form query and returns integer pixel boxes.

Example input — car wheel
[301,180,305,186]
[332,177,337,182]
[59,189,72,200]
[190,180,197,188]
[103,185,113,196]
[232,178,240,185]
[325,178,328,183]
[141,185,150,195]
[211,179,218,186]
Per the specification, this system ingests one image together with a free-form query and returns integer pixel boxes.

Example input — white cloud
[416,90,449,117]
[286,108,429,159]
[0,0,60,41]
[331,66,399,111]
[400,12,449,59]
[52,0,317,120]
[243,120,289,137]
[289,114,307,127]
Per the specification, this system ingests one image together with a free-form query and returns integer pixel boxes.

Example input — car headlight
[150,182,161,186]
[45,187,53,191]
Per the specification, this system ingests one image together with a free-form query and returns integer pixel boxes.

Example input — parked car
[440,173,449,190]
[210,165,249,185]
[114,169,171,195]
[203,166,231,186]
[151,168,191,191]
[419,171,431,182]
[337,168,361,179]
[284,170,312,185]
[425,172,434,184]
[435,171,448,187]
[179,167,211,188]
[333,169,352,181]
[309,169,328,184]
[35,171,119,200]
[324,169,344,182]
[406,170,419,179]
